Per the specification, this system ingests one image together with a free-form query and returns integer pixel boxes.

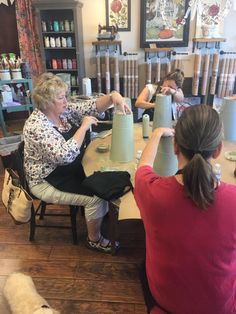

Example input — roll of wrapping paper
[220,58,230,98]
[131,55,135,99]
[155,57,161,83]
[128,56,131,98]
[123,56,128,97]
[146,58,152,84]
[192,53,201,96]
[209,53,219,95]
[96,52,102,93]
[225,58,234,96]
[201,54,210,96]
[221,97,236,141]
[217,57,227,98]
[114,50,120,92]
[166,59,171,75]
[105,49,110,94]
[152,94,177,176]
[134,57,139,98]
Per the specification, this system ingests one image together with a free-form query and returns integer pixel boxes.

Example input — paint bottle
[142,114,150,138]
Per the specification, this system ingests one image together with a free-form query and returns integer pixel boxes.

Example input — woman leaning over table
[135,69,186,121]
[134,105,236,314]
[23,72,130,253]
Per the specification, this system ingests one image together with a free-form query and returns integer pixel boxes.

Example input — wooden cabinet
[0,79,34,136]
[33,0,85,95]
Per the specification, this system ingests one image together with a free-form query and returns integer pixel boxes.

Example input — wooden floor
[0,119,147,314]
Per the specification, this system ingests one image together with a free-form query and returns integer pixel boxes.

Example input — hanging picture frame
[140,0,190,48]
[195,0,227,38]
[106,0,131,31]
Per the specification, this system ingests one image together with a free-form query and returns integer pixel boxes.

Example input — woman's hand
[80,116,98,131]
[111,91,132,115]
[152,127,175,138]
[160,86,176,96]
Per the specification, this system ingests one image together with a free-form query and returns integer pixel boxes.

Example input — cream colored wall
[80,0,236,90]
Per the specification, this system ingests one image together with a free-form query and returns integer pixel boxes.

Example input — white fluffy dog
[3,272,60,314]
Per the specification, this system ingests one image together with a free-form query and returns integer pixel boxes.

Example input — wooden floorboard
[0,135,147,314]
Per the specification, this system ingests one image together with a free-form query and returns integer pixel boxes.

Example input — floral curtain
[15,0,43,82]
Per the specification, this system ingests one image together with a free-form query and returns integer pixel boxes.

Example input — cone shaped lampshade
[152,94,177,176]
[110,112,134,162]
[221,97,236,141]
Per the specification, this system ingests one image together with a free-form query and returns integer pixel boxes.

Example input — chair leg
[39,201,47,220]
[29,205,36,241]
[108,202,119,255]
[70,205,78,245]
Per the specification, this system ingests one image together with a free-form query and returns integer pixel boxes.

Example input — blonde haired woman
[23,73,130,253]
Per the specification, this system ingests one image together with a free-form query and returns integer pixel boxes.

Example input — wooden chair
[11,141,81,244]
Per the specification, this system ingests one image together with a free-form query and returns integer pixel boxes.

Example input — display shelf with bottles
[33,0,85,94]
[0,78,34,136]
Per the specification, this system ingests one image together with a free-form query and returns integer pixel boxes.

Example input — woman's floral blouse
[23,100,102,188]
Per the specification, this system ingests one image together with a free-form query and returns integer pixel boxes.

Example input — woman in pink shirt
[134,105,236,314]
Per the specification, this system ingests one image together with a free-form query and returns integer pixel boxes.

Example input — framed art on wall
[140,0,190,48]
[106,0,131,31]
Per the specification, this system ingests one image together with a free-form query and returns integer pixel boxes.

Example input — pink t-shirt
[134,165,236,314]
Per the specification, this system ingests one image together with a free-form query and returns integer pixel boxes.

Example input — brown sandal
[86,235,119,253]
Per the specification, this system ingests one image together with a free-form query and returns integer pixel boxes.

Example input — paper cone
[110,112,134,162]
[153,94,172,130]
[152,94,177,175]
[221,97,236,141]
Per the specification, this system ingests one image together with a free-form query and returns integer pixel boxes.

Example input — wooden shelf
[144,47,173,61]
[144,47,173,53]
[192,38,226,52]
[92,40,122,54]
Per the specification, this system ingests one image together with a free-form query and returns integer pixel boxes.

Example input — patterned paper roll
[131,56,135,99]
[217,57,227,98]
[142,114,150,138]
[127,56,131,98]
[210,53,219,95]
[110,112,134,162]
[146,58,152,84]
[225,58,234,96]
[221,58,230,98]
[105,49,110,94]
[221,97,236,141]
[155,57,161,83]
[96,52,102,93]
[201,54,210,96]
[192,53,201,96]
[134,57,139,98]
[152,94,177,176]
[152,94,172,130]
[114,51,120,92]
[123,56,128,97]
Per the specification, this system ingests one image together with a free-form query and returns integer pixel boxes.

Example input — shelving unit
[33,0,85,95]
[0,79,34,136]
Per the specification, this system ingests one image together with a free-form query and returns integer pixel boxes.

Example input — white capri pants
[30,181,108,222]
